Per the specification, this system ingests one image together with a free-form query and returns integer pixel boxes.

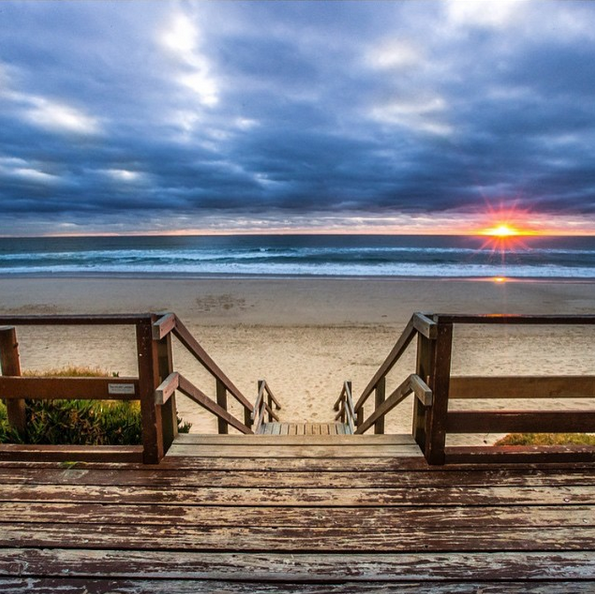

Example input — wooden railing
[153,312,254,437]
[353,312,437,438]
[333,381,356,434]
[252,380,281,433]
[355,313,595,465]
[0,312,252,464]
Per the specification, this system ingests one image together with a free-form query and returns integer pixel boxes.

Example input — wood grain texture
[2,578,595,593]
[1,433,595,589]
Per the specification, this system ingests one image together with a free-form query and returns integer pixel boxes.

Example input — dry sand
[1,276,594,444]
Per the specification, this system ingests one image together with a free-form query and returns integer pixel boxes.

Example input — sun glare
[474,205,539,255]
[483,223,521,238]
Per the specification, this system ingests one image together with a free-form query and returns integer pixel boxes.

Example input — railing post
[356,406,364,428]
[137,319,163,464]
[157,332,177,451]
[421,319,453,465]
[374,376,386,434]
[267,390,274,422]
[0,326,26,435]
[216,378,228,434]
[413,332,434,452]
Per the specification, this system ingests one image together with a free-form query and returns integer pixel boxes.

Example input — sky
[1,0,595,237]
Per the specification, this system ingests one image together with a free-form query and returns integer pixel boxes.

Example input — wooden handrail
[152,313,176,340]
[435,314,595,325]
[253,380,281,433]
[334,381,355,434]
[354,317,417,412]
[410,374,433,406]
[264,383,282,410]
[171,315,253,413]
[151,313,253,435]
[154,372,179,405]
[412,313,438,339]
[0,314,152,326]
[355,374,433,435]
[177,374,253,435]
[354,313,436,413]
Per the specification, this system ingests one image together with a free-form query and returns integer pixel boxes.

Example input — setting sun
[483,223,521,238]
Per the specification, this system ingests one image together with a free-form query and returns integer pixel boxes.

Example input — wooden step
[166,433,424,459]
[257,422,352,435]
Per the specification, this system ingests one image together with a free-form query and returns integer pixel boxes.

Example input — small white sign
[108,383,136,395]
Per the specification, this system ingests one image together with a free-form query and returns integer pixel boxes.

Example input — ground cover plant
[0,366,191,445]
[496,433,595,446]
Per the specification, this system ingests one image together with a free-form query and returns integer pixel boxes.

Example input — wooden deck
[2,434,595,592]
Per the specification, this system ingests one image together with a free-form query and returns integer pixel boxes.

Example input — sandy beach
[1,276,594,444]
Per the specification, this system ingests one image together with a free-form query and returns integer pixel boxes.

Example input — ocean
[1,234,595,279]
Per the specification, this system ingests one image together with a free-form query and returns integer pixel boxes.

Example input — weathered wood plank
[1,483,593,507]
[2,577,594,593]
[0,445,143,463]
[166,444,423,458]
[171,434,419,446]
[446,445,595,465]
[2,467,595,489]
[3,502,594,529]
[2,522,595,552]
[2,549,595,582]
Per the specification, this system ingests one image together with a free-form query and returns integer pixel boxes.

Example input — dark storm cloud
[1,0,594,234]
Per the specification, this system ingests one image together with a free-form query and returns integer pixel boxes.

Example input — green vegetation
[0,366,191,445]
[496,433,595,447]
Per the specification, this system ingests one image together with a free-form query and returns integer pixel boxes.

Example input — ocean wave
[1,236,595,278]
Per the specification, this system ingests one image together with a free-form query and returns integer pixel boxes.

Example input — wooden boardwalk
[1,433,595,592]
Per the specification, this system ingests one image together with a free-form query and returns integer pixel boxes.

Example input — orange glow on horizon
[478,221,541,238]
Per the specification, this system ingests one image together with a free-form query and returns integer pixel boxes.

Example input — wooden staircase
[257,422,352,435]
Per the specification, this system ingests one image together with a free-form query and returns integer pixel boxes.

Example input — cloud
[22,97,101,135]
[159,11,219,106]
[0,0,594,235]
[366,40,425,70]
[446,0,525,29]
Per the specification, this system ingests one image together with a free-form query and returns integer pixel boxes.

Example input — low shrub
[0,367,191,445]
[495,433,595,447]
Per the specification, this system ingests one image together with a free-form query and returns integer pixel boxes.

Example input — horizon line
[2,230,595,239]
